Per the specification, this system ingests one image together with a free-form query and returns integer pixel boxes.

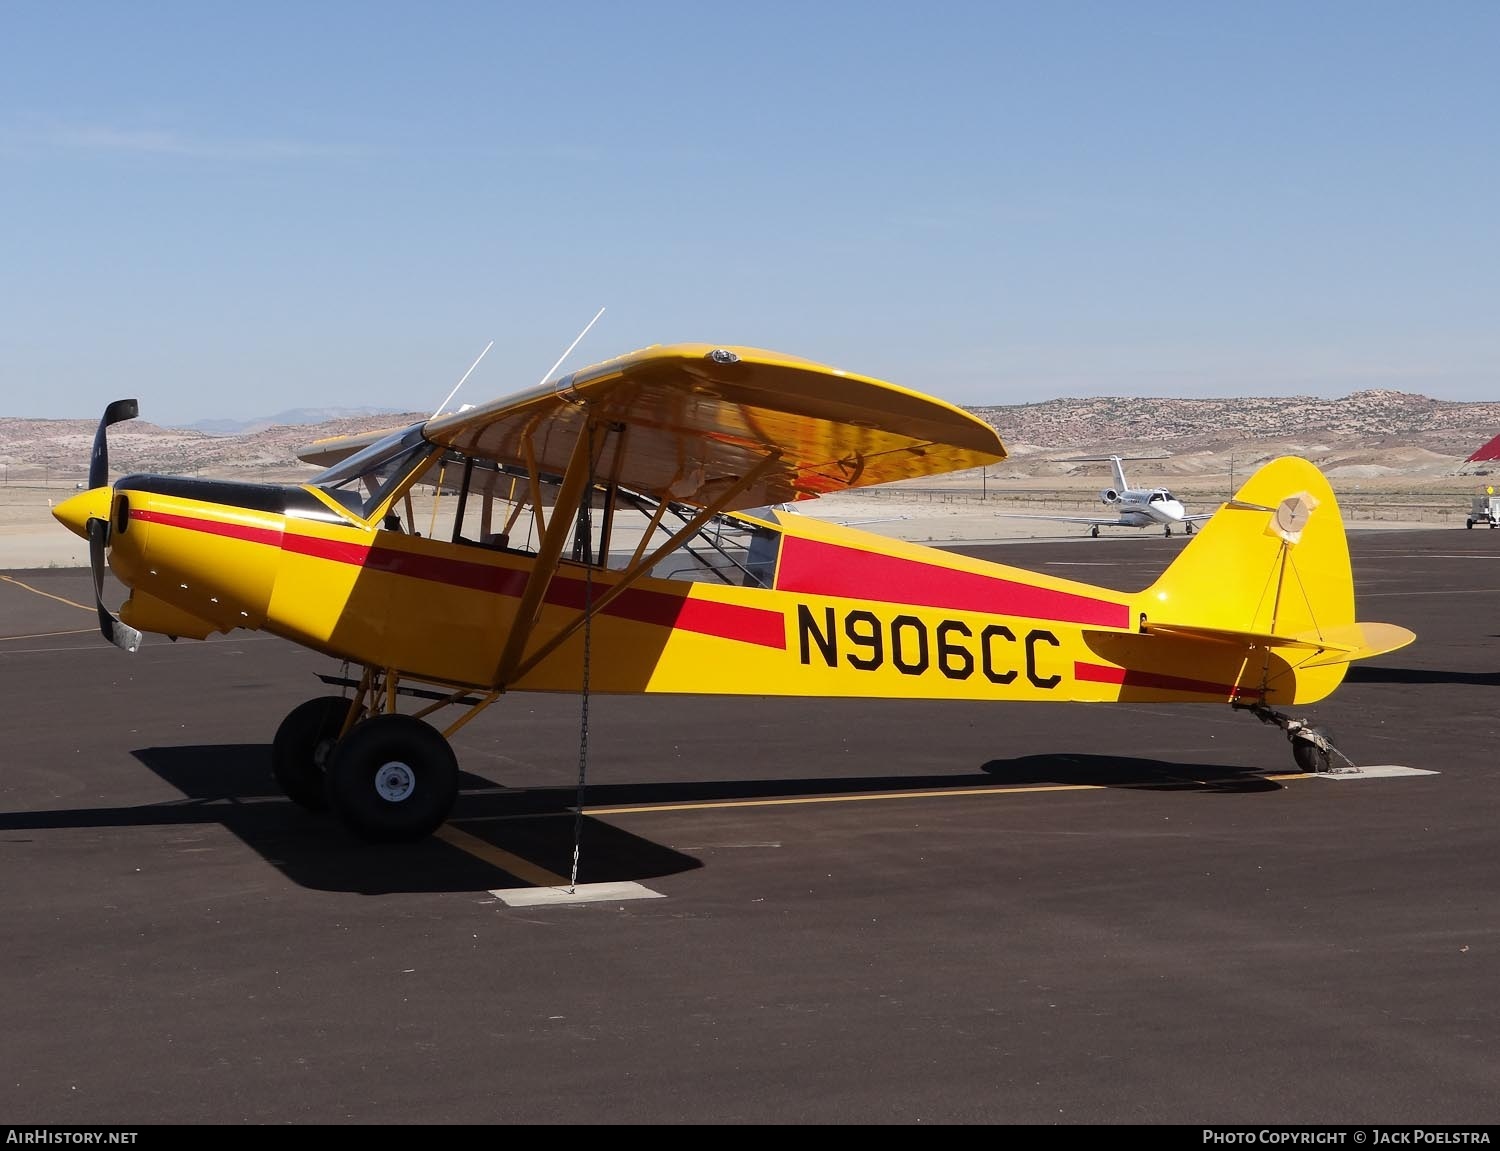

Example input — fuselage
[1113,491,1189,528]
[53,471,1329,707]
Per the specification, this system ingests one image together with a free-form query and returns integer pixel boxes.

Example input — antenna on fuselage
[431,340,495,420]
[535,306,606,388]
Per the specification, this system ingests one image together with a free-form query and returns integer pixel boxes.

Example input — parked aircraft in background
[998,455,1214,538]
[1465,433,1500,466]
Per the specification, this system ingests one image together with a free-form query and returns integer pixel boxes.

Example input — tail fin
[1134,456,1414,703]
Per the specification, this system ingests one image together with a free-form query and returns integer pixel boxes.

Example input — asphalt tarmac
[1,529,1496,1126]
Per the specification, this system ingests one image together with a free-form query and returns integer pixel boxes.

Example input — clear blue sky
[3,1,1497,424]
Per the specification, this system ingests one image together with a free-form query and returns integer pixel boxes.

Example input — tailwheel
[324,713,459,843]
[1291,725,1336,774]
[272,695,361,812]
[1244,704,1348,775]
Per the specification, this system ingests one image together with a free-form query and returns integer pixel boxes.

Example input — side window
[447,455,540,554]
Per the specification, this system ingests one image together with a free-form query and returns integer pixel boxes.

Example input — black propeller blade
[88,516,141,653]
[89,398,138,491]
[86,398,143,653]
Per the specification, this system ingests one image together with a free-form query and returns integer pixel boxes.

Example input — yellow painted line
[435,824,569,887]
[582,773,1314,816]
[0,628,96,641]
[590,781,1121,815]
[0,574,94,613]
[446,771,1313,883]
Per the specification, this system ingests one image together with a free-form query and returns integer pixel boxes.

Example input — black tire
[324,714,459,843]
[1185,522,1194,535]
[272,695,360,812]
[1467,519,1474,529]
[1090,525,1099,538]
[1291,726,1335,774]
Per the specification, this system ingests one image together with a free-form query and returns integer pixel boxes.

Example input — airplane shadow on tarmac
[0,743,1289,895]
[1345,666,1500,686]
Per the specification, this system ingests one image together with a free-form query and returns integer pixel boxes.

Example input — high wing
[298,422,421,469]
[297,344,1006,510]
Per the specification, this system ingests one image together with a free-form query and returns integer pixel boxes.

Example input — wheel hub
[374,761,416,802]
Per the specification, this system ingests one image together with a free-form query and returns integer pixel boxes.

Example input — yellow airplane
[52,344,1415,843]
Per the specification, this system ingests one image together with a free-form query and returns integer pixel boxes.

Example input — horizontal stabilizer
[1292,622,1417,667]
[1142,620,1415,667]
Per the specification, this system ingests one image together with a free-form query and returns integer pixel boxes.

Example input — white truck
[1467,487,1500,529]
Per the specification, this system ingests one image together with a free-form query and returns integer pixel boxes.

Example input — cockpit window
[310,424,434,519]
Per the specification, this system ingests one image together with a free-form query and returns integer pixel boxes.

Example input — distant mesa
[179,406,405,436]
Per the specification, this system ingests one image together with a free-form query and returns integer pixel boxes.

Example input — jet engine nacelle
[1100,488,1120,505]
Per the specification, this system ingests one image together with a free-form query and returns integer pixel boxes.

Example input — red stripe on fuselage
[137,508,785,649]
[778,536,1130,628]
[1074,661,1261,699]
[542,577,787,649]
[131,508,284,549]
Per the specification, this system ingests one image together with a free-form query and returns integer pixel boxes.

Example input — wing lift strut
[311,410,785,871]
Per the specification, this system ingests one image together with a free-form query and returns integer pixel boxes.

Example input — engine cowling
[1100,488,1120,505]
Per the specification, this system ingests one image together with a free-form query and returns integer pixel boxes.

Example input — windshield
[310,424,434,519]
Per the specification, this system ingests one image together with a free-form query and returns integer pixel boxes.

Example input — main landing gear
[323,714,458,843]
[271,671,461,842]
[272,695,360,813]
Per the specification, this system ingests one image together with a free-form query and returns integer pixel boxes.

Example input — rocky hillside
[0,412,425,484]
[2,389,1496,485]
[977,389,1500,456]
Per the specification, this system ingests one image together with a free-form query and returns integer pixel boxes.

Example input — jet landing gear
[271,679,460,842]
[1243,703,1354,775]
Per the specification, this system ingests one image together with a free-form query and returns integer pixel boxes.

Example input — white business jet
[998,455,1214,538]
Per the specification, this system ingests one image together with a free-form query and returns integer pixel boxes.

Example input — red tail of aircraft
[1466,434,1500,463]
